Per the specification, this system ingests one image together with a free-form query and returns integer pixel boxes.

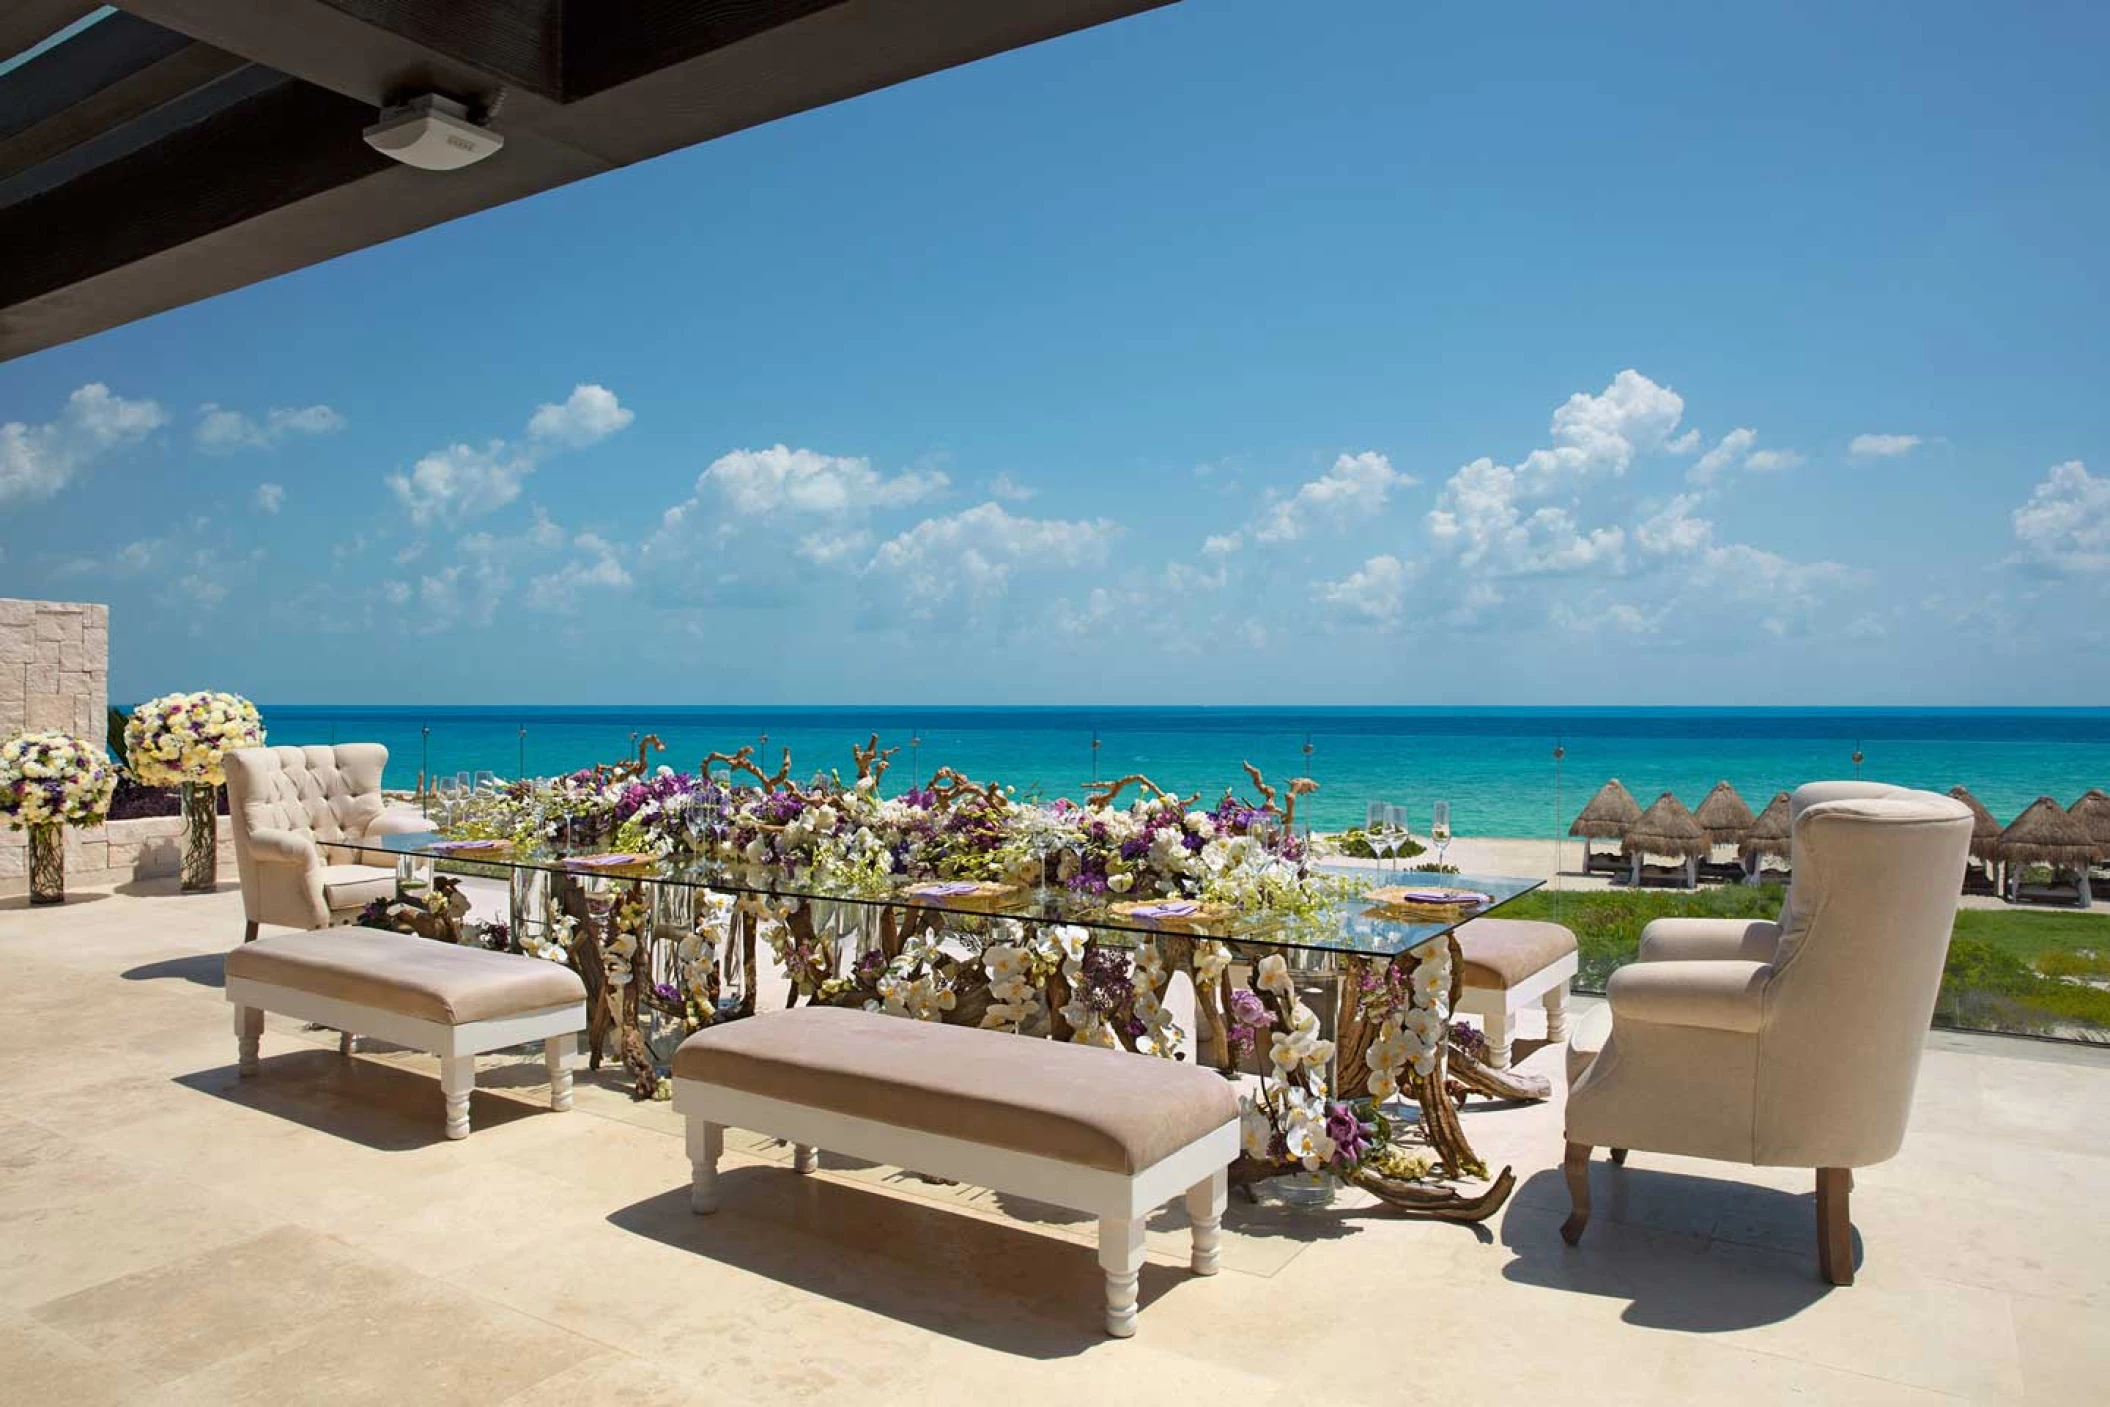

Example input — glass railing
[251,704,2110,1045]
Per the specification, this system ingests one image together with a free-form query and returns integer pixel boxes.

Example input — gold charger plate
[1107,898,1232,931]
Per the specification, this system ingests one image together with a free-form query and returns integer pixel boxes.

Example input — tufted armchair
[1560,783,1971,1285]
[224,744,429,941]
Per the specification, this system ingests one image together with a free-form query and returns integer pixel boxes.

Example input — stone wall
[0,597,233,896]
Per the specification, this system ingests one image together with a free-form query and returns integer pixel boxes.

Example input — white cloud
[254,482,285,514]
[1688,427,1756,486]
[2011,460,2110,574]
[1850,433,1921,459]
[987,472,1037,503]
[796,529,873,566]
[195,402,345,452]
[0,383,165,504]
[526,384,633,448]
[702,444,947,517]
[1254,451,1409,544]
[1203,532,1242,556]
[1313,554,1413,626]
[1744,448,1804,472]
[526,531,633,613]
[388,440,534,526]
[389,386,632,525]
[867,502,1119,613]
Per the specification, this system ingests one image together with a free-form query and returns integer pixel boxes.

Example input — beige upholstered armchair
[1560,782,1972,1285]
[224,744,429,942]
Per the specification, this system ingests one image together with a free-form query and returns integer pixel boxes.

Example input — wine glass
[1431,801,1452,868]
[474,770,498,795]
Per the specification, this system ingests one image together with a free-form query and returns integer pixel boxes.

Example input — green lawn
[1497,885,2110,1040]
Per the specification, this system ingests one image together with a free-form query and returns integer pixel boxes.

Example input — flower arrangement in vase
[0,731,119,904]
[125,691,264,891]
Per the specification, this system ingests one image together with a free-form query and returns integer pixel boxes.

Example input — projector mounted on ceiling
[363,94,504,171]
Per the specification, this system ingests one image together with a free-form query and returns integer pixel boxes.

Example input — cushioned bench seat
[1454,917,1580,1069]
[673,1006,1240,1338]
[225,928,588,1140]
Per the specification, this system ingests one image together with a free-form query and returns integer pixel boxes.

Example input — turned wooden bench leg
[1098,1213,1146,1338]
[688,1120,723,1213]
[1484,1005,1513,1069]
[793,1143,819,1174]
[233,1005,262,1075]
[439,1054,475,1140]
[545,1035,574,1112]
[1609,1148,1628,1166]
[1543,980,1571,1042]
[1817,1167,1854,1286]
[1560,1140,1592,1244]
[1186,1166,1227,1275]
[338,1030,355,1056]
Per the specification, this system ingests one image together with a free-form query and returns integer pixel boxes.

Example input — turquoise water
[240,706,2110,838]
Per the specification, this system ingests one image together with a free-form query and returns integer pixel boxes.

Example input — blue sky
[3,0,2106,706]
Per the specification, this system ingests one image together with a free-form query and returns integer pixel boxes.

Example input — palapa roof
[1569,778,1643,839]
[1692,780,1756,845]
[1739,791,1793,861]
[1996,797,2100,867]
[1622,791,1710,860]
[2068,789,2110,850]
[1947,786,2004,863]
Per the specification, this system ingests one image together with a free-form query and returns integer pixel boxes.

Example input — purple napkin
[908,881,980,897]
[568,853,650,868]
[430,839,507,853]
[1129,900,1201,918]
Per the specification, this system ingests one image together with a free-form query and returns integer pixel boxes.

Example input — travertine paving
[3,877,2105,1404]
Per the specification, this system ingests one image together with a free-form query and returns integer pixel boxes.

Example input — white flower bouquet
[125,691,265,786]
[0,731,118,830]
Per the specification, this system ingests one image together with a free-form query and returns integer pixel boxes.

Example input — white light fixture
[363,94,504,171]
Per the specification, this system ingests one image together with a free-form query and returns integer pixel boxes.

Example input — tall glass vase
[180,782,218,892]
[27,824,64,905]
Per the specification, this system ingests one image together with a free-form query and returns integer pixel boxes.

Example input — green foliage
[1332,827,1426,860]
[2033,947,2110,980]
[1501,884,1783,989]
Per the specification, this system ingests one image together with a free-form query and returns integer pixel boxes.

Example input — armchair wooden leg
[1560,1141,1592,1244]
[242,920,258,943]
[1816,1167,1854,1286]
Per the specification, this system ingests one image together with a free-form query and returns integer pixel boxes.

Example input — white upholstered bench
[224,927,588,1140]
[673,1006,1241,1338]
[1454,917,1580,1069]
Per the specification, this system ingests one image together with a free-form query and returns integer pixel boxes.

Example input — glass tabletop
[341,829,1541,958]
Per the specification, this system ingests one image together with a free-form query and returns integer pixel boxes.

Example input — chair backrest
[1755,789,1972,1166]
[224,744,390,856]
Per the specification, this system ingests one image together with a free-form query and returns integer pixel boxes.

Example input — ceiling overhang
[0,0,1173,361]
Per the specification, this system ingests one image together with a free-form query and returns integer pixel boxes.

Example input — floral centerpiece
[0,731,119,904]
[125,691,264,891]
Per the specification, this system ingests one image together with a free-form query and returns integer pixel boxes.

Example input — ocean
[246,705,2110,839]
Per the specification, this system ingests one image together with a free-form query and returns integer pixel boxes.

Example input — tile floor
[3,876,2105,1404]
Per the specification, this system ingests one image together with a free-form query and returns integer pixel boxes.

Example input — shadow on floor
[122,951,226,988]
[114,876,239,899]
[1501,1165,1855,1332]
[609,1172,1195,1358]
[0,890,112,912]
[173,1045,550,1150]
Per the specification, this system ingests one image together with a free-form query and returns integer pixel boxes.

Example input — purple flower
[1228,988,1273,1030]
[1324,1102,1369,1167]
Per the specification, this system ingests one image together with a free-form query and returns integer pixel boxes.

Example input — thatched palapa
[1947,786,2003,863]
[2068,789,2110,854]
[1739,791,1793,862]
[1569,779,1643,839]
[1693,780,1756,846]
[1622,792,1710,860]
[1996,797,2099,868]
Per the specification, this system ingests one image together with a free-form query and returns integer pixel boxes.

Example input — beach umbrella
[1569,779,1642,839]
[1623,791,1709,888]
[1997,797,2098,868]
[2068,789,2110,854]
[1946,786,2003,864]
[1739,791,1792,864]
[1693,780,1756,847]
